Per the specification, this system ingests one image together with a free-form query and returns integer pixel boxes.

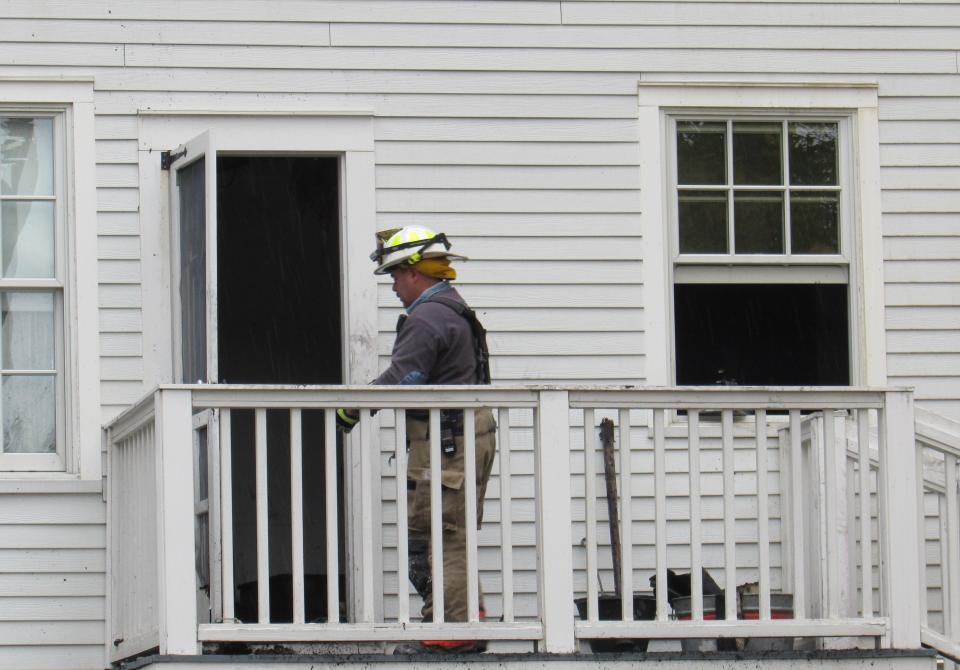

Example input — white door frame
[138,110,379,621]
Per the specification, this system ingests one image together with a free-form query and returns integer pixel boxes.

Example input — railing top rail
[104,389,157,442]
[570,387,891,410]
[183,384,542,410]
[916,406,960,460]
[104,385,903,430]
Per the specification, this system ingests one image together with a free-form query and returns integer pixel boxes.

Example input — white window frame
[0,79,99,478]
[639,82,886,389]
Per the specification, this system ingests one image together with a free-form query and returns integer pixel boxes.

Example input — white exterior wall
[0,1,955,667]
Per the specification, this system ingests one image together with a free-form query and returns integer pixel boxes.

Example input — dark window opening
[674,283,849,386]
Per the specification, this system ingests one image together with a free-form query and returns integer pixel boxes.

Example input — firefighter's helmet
[369,226,467,275]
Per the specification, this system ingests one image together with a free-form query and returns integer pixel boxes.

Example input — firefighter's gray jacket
[374,282,479,386]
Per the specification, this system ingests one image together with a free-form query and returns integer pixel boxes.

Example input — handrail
[915,407,960,661]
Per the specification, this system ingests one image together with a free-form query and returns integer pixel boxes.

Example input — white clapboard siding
[119,44,959,75]
[374,119,642,143]
[99,285,143,309]
[561,2,960,27]
[332,23,960,50]
[0,494,104,668]
[885,213,959,238]
[881,167,960,191]
[0,1,562,24]
[378,213,641,237]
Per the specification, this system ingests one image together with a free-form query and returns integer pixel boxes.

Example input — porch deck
[103,385,958,667]
[122,649,937,670]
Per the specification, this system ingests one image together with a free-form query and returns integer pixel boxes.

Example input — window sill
[0,475,102,494]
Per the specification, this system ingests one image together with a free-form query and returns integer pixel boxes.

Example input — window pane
[733,122,782,185]
[678,190,727,253]
[677,121,726,185]
[0,117,54,196]
[2,201,54,278]
[734,191,783,253]
[791,191,840,254]
[789,122,838,186]
[3,375,55,454]
[2,292,54,370]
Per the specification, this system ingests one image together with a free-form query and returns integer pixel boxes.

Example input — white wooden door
[170,131,218,383]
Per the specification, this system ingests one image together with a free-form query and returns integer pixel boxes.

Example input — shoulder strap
[426,295,492,385]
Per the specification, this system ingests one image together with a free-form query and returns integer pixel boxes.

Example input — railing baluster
[619,408,633,621]
[583,408,599,622]
[689,410,703,621]
[857,409,873,618]
[498,408,514,623]
[940,503,949,632]
[823,410,840,619]
[395,410,409,624]
[358,410,376,623]
[255,408,270,623]
[654,409,668,621]
[789,410,805,619]
[536,390,575,653]
[429,408,445,623]
[290,409,305,624]
[722,409,737,621]
[325,408,340,623]
[757,410,771,620]
[947,453,960,644]
[464,409,480,622]
[917,443,928,629]
[220,409,234,622]
[208,412,223,625]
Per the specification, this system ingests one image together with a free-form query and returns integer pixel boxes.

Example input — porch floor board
[122,649,936,670]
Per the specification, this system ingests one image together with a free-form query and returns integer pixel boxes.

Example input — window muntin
[676,119,841,257]
[0,115,62,460]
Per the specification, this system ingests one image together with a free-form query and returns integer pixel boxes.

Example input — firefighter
[337,226,496,654]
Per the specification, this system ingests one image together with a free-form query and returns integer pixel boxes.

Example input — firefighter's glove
[336,408,359,433]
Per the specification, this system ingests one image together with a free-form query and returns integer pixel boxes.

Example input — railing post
[879,389,921,649]
[154,389,199,654]
[535,390,575,653]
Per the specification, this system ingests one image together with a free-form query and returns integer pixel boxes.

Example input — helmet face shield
[370,226,467,274]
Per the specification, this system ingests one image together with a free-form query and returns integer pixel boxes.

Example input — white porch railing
[914,408,960,662]
[105,385,926,660]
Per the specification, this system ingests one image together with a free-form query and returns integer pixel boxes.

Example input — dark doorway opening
[216,156,345,623]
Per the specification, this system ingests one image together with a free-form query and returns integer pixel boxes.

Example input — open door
[169,139,346,624]
[169,131,218,384]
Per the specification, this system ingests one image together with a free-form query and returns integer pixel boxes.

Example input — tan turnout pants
[405,408,497,623]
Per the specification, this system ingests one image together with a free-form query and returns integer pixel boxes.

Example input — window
[670,115,850,386]
[0,79,99,477]
[0,115,64,467]
[637,83,885,389]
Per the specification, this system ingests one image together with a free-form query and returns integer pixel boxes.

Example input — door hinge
[160,147,187,170]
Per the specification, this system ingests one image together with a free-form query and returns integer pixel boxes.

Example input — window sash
[0,111,65,470]
[670,115,852,264]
